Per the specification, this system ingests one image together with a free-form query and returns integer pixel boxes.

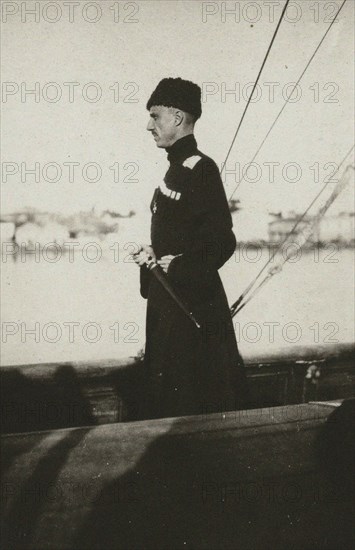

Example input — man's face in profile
[146,105,177,148]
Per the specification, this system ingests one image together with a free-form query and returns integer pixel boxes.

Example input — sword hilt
[146,255,157,270]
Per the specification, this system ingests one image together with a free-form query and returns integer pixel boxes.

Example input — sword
[134,253,201,330]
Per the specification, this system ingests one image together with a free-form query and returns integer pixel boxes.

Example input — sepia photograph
[1,0,354,548]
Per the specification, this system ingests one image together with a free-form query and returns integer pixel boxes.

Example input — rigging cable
[233,162,354,315]
[220,0,290,176]
[227,0,347,201]
[230,146,355,317]
[225,0,350,315]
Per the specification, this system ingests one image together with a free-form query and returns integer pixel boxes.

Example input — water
[1,242,354,366]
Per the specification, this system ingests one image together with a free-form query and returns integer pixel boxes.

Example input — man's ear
[174,109,184,126]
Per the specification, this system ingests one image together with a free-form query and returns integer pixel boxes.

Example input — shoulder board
[182,155,202,170]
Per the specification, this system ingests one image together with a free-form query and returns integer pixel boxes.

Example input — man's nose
[146,118,154,131]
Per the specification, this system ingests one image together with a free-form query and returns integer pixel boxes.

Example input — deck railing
[1,342,354,433]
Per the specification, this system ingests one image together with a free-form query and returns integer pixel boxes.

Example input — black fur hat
[146,77,202,120]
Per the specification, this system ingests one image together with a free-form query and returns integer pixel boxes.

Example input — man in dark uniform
[134,77,248,419]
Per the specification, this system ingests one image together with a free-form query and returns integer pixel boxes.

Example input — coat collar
[165,134,198,164]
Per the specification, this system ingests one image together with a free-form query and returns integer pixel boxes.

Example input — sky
[1,0,354,240]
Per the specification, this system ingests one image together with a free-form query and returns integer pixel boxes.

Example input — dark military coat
[140,134,248,419]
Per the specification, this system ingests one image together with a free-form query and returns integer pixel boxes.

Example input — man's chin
[151,135,167,148]
[154,139,165,148]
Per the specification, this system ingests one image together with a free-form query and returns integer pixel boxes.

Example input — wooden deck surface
[2,400,354,549]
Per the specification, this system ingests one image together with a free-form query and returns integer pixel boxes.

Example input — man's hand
[157,255,177,273]
[132,244,156,267]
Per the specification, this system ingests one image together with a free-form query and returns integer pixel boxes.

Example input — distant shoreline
[1,239,354,258]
